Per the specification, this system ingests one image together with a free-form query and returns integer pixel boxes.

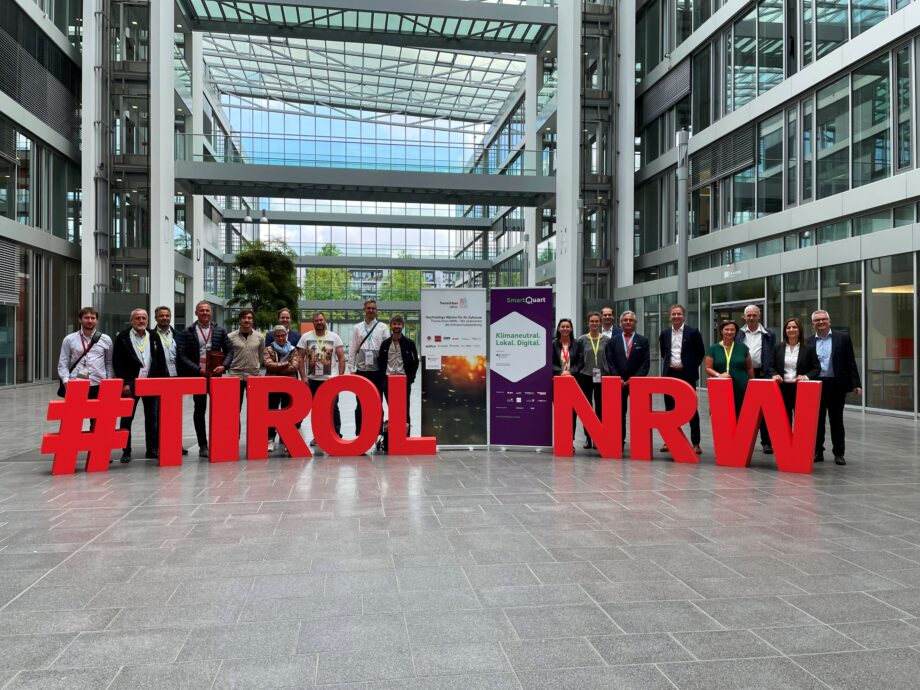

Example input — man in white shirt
[736,305,777,454]
[298,311,346,442]
[113,309,161,463]
[348,299,389,435]
[600,306,622,339]
[150,306,188,456]
[57,306,114,398]
[659,304,705,455]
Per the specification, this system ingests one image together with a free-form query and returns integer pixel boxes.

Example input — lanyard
[197,323,212,346]
[364,320,377,335]
[561,343,569,362]
[132,331,148,354]
[587,335,601,360]
[622,333,634,356]
[80,332,95,354]
[157,328,173,350]
[721,342,734,370]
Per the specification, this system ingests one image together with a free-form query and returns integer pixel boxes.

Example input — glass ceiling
[181,0,554,53]
[202,35,527,122]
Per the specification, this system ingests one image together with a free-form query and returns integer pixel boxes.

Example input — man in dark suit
[736,304,777,454]
[150,306,188,456]
[113,308,162,463]
[177,300,229,458]
[808,310,862,466]
[659,303,705,455]
[606,310,650,448]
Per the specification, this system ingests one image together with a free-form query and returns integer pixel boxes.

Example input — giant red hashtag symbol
[42,379,134,475]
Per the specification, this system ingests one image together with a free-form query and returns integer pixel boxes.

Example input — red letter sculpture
[246,376,312,460]
[628,376,698,463]
[135,377,206,466]
[208,376,241,462]
[385,375,436,455]
[553,375,622,458]
[708,378,820,473]
[313,375,383,456]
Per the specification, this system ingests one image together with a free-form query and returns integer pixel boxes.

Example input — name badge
[592,368,602,383]
[364,349,375,366]
[315,362,324,377]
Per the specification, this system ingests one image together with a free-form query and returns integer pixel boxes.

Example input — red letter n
[553,375,622,458]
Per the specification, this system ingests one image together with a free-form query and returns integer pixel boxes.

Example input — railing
[177,133,550,176]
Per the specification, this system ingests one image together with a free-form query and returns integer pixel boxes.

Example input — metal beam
[224,253,490,271]
[221,209,492,230]
[176,161,555,207]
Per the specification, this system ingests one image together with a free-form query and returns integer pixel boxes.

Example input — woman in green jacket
[704,320,755,417]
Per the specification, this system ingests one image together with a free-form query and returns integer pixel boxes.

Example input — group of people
[553,304,861,466]
[56,299,419,462]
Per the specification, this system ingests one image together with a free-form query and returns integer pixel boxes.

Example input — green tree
[380,251,423,301]
[303,242,350,301]
[229,239,300,330]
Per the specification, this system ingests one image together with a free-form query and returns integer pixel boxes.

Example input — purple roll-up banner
[489,287,554,447]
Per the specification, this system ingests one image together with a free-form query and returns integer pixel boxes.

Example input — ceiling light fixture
[260,209,268,223]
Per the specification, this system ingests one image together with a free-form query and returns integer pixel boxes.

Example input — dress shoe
[762,444,774,455]
[309,439,318,446]
[120,451,131,464]
[181,448,189,456]
[660,445,669,453]
[145,449,158,459]
[199,447,209,458]
[814,453,824,463]
[834,455,846,465]
[583,439,593,449]
[693,445,703,455]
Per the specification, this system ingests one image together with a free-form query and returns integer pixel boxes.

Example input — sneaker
[267,441,275,453]
[199,447,209,459]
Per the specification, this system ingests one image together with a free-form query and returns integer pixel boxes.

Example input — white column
[615,0,636,288]
[524,54,539,286]
[149,0,176,315]
[189,31,205,325]
[80,0,99,306]
[554,1,581,323]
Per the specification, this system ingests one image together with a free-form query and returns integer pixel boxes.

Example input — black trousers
[663,371,701,445]
[382,376,412,433]
[780,382,797,425]
[192,377,210,449]
[576,374,603,443]
[308,378,341,436]
[120,379,158,453]
[817,377,847,457]
[749,368,772,446]
[267,381,302,442]
[619,384,630,446]
[354,369,382,436]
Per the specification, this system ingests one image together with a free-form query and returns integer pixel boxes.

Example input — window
[816,220,850,243]
[816,76,849,199]
[783,268,817,325]
[852,53,890,188]
[820,262,862,404]
[734,10,757,109]
[757,113,783,217]
[816,0,847,59]
[757,0,783,95]
[732,167,755,225]
[692,46,712,132]
[896,47,912,171]
[787,107,798,205]
[866,254,914,411]
[893,204,914,227]
[851,0,888,36]
[853,210,891,236]
[802,97,814,201]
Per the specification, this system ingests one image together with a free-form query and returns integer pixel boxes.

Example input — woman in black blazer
[552,318,583,448]
[770,317,822,423]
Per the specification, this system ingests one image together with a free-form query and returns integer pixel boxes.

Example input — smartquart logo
[506,296,547,305]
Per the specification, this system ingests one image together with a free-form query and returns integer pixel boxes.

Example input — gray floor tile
[84,579,179,609]
[176,621,300,661]
[527,562,609,584]
[865,587,920,616]
[679,576,804,599]
[752,624,864,655]
[297,614,409,652]
[582,579,701,603]
[671,629,780,660]
[591,559,675,582]
[515,665,674,690]
[782,592,906,624]
[659,657,827,689]
[240,594,363,622]
[694,596,822,628]
[52,628,189,669]
[109,661,222,689]
[167,576,255,607]
[367,673,522,690]
[832,619,920,648]
[396,566,473,593]
[107,603,243,630]
[405,609,517,645]
[463,564,539,589]
[3,584,103,612]
[792,648,920,690]
[0,633,77,671]
[412,642,509,676]
[500,637,605,670]
[474,584,591,609]
[0,609,118,636]
[602,601,723,633]
[783,571,903,594]
[504,604,620,638]
[364,590,482,614]
[587,632,694,665]
[2,667,119,690]
[316,647,414,684]
[213,656,318,688]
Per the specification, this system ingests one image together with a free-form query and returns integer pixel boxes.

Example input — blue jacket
[659,325,705,381]
[606,332,651,381]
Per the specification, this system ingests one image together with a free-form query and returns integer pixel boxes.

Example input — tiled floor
[1,383,920,688]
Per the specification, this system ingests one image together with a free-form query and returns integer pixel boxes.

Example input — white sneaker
[267,441,275,453]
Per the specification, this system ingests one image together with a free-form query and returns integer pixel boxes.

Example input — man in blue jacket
[736,305,777,454]
[606,311,650,449]
[659,304,705,455]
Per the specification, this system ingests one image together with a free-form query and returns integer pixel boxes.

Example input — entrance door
[711,299,765,344]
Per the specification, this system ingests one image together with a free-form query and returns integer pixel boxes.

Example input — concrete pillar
[554,0,582,324]
[524,54,539,286]
[149,0,176,315]
[189,31,205,325]
[80,0,99,306]
[615,0,636,288]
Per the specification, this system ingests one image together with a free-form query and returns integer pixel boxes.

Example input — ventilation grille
[690,126,756,190]
[639,59,691,128]
[0,238,19,306]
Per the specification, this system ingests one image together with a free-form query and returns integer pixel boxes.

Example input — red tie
[625,335,633,357]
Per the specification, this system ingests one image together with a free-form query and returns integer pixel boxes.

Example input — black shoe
[762,445,774,455]
[814,453,824,463]
[583,439,593,449]
[145,449,158,459]
[181,448,189,456]
[834,455,846,465]
[199,447,208,459]
[120,451,131,464]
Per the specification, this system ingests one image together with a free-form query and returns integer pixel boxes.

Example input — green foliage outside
[229,239,300,330]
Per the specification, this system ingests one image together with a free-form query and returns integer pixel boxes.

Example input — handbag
[57,332,102,397]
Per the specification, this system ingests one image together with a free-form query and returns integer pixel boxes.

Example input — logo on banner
[491,311,546,383]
